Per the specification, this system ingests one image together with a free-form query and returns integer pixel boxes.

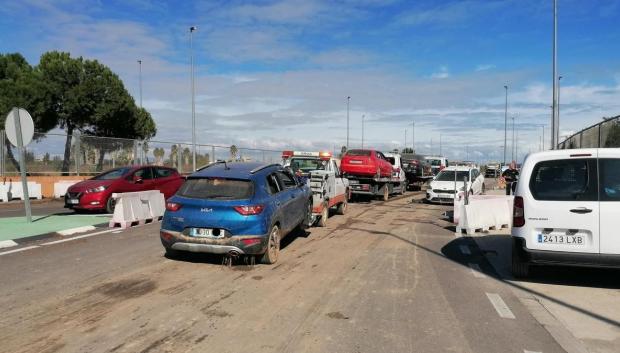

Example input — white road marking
[0,245,39,256]
[57,225,96,236]
[468,263,486,278]
[43,229,117,246]
[112,230,122,234]
[454,232,462,238]
[459,245,471,255]
[524,350,542,353]
[486,293,516,319]
[0,240,19,249]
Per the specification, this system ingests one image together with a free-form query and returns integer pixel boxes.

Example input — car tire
[511,243,530,278]
[301,199,312,230]
[261,225,281,264]
[336,196,347,215]
[317,202,329,227]
[382,185,389,201]
[400,183,406,195]
[105,197,116,214]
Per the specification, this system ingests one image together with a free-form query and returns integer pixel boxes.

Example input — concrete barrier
[109,190,165,229]
[0,182,42,201]
[53,180,80,199]
[455,194,513,235]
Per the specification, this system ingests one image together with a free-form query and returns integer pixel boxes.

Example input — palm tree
[230,145,238,161]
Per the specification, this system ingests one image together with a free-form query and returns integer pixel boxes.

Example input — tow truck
[282,151,350,227]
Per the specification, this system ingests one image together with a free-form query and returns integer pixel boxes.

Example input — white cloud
[475,64,496,71]
[430,66,450,79]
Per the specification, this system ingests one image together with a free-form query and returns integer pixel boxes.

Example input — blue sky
[2,0,620,162]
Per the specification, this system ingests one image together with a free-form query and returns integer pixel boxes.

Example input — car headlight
[86,185,108,193]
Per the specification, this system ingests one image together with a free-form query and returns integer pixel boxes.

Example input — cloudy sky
[2,0,620,162]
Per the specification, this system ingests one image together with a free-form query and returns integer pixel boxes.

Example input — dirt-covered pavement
[0,192,601,353]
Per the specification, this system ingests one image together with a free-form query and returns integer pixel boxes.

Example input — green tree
[605,120,620,147]
[0,53,55,171]
[402,147,414,154]
[230,145,238,161]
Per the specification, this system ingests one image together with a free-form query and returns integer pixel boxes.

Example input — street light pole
[503,85,508,166]
[190,26,197,171]
[361,114,365,149]
[346,96,351,151]
[511,116,516,161]
[404,128,407,151]
[541,124,545,150]
[137,60,143,108]
[558,75,563,124]
[439,134,442,156]
[412,120,415,152]
[551,0,559,149]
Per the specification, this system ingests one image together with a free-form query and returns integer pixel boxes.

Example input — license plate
[189,228,212,237]
[537,233,584,245]
[349,180,359,185]
[68,199,79,205]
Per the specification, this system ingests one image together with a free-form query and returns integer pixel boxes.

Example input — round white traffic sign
[4,108,35,147]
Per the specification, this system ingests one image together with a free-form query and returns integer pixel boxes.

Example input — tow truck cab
[282,151,350,227]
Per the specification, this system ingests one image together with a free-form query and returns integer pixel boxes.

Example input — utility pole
[511,116,516,161]
[439,134,442,156]
[189,26,197,171]
[541,124,546,151]
[137,60,143,108]
[346,96,351,151]
[361,114,365,149]
[404,128,407,151]
[503,85,508,166]
[551,0,559,149]
[412,121,415,153]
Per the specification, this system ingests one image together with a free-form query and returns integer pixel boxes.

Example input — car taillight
[234,205,264,215]
[166,202,182,212]
[241,238,262,246]
[513,196,525,227]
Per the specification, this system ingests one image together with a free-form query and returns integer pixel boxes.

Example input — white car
[511,148,620,277]
[383,152,407,195]
[426,166,485,203]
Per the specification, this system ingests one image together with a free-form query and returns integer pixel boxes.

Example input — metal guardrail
[557,115,620,149]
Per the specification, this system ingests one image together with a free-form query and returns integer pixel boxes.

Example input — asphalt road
[0,193,603,353]
[0,199,72,218]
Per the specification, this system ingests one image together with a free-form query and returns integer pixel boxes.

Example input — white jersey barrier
[454,194,514,235]
[0,181,42,202]
[109,190,166,228]
[53,180,80,199]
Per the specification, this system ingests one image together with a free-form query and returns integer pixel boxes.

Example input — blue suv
[160,162,313,264]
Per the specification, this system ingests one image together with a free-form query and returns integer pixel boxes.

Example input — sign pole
[13,108,32,222]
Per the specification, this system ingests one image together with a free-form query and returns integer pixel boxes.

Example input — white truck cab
[282,151,350,227]
[511,148,620,277]
[383,152,407,195]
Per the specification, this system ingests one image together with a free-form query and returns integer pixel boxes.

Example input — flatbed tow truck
[282,151,350,227]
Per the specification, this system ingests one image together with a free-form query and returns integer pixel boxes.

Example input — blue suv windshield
[177,178,254,200]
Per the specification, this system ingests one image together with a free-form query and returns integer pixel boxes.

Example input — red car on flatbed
[65,165,184,213]
[340,149,393,178]
[340,149,397,200]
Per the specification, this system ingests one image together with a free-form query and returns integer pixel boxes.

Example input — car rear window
[177,178,254,200]
[386,157,396,165]
[155,168,174,178]
[529,159,597,201]
[599,159,620,201]
[346,149,371,156]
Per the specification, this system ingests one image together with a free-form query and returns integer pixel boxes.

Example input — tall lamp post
[511,115,516,161]
[189,26,197,171]
[361,114,365,149]
[439,134,442,156]
[412,120,415,152]
[346,96,351,151]
[137,60,143,108]
[503,85,508,166]
[551,0,559,149]
[541,124,546,151]
[558,75,563,124]
[404,128,407,151]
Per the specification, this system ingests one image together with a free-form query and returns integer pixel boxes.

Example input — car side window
[529,159,597,201]
[332,161,340,176]
[133,168,154,180]
[155,168,172,178]
[599,159,620,201]
[266,174,281,194]
[276,171,297,189]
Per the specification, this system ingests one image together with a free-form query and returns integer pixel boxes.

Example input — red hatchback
[341,149,393,178]
[65,166,184,213]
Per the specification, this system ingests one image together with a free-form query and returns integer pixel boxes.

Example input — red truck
[340,149,396,200]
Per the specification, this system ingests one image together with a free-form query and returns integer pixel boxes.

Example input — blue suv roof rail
[250,163,281,174]
[197,160,230,171]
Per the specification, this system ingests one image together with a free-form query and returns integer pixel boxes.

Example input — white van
[511,148,620,277]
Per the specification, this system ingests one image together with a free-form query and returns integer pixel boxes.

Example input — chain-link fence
[557,115,620,149]
[0,131,283,176]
